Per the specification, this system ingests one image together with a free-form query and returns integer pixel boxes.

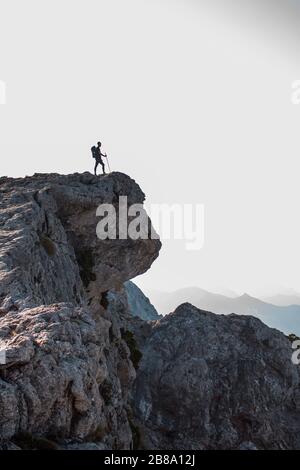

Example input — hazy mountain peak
[150,286,300,336]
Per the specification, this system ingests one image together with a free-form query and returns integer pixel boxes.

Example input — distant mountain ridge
[150,287,300,336]
[263,294,300,307]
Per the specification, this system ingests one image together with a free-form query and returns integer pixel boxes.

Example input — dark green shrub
[287,333,300,343]
[39,235,56,257]
[76,249,96,287]
[121,329,142,370]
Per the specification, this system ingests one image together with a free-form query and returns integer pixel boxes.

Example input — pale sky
[1,0,300,297]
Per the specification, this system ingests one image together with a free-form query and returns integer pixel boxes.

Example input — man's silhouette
[92,141,106,175]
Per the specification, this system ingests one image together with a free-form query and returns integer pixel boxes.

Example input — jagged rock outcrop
[132,303,300,450]
[0,172,161,449]
[124,282,160,321]
[0,171,299,451]
[0,172,160,311]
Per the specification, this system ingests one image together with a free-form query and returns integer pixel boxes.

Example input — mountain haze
[150,288,300,336]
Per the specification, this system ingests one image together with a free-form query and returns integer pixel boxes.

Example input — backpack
[91,146,97,159]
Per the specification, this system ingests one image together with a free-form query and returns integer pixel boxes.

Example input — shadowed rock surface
[132,303,300,450]
[124,281,160,321]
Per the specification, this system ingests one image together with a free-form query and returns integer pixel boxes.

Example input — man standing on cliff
[92,141,106,176]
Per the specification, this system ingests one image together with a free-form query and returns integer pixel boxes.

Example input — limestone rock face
[0,172,160,311]
[0,172,161,449]
[132,303,300,450]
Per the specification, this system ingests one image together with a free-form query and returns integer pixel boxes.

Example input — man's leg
[101,160,106,174]
[94,161,98,176]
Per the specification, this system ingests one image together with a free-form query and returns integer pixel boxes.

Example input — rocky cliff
[0,172,160,449]
[0,172,299,450]
[132,304,300,450]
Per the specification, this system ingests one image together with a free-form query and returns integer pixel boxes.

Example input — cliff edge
[0,172,160,449]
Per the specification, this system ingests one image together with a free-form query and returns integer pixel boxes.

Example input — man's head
[97,141,101,148]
